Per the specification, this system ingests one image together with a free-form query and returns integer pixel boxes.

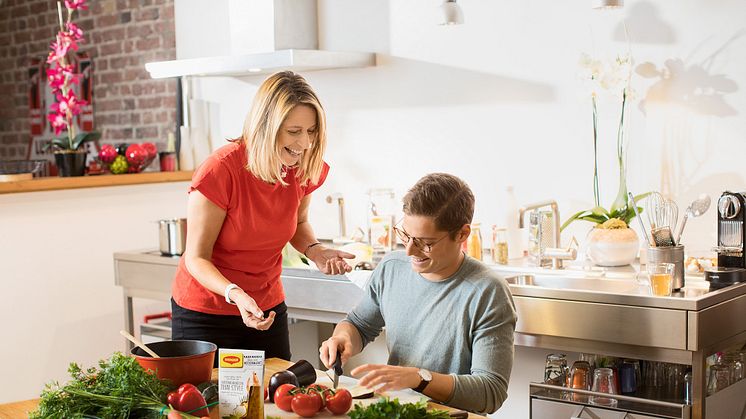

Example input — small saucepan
[131,340,216,387]
[158,218,187,256]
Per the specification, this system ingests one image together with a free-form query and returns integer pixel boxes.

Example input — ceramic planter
[586,227,639,267]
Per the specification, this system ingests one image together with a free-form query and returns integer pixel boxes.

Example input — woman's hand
[319,335,353,368]
[230,288,276,330]
[307,246,355,275]
[350,364,421,393]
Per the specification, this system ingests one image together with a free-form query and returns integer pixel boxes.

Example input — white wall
[0,183,188,402]
[196,0,746,257]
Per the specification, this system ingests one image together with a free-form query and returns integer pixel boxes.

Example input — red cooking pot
[131,340,217,387]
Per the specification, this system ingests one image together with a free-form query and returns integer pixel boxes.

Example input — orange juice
[650,273,673,296]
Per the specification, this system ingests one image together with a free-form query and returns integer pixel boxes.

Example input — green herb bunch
[348,398,451,419]
[30,352,175,419]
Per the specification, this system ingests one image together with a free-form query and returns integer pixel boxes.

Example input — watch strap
[414,378,430,393]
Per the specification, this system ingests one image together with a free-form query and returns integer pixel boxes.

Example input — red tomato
[325,388,352,415]
[274,383,296,412]
[291,392,322,417]
[306,384,329,411]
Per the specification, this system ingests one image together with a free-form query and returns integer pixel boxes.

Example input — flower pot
[54,150,87,177]
[586,227,639,267]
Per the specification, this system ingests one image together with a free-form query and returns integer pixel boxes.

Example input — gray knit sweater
[344,251,517,414]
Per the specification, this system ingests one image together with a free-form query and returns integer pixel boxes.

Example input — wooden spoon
[120,330,160,358]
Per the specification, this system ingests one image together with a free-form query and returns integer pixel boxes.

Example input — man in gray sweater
[319,173,517,414]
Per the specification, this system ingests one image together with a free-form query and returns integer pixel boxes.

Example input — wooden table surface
[0,358,486,419]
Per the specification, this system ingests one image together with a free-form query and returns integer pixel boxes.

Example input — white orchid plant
[562,53,648,231]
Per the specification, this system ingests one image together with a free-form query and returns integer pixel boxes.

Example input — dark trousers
[171,299,291,367]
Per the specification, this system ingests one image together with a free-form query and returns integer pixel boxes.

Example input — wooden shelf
[0,171,193,194]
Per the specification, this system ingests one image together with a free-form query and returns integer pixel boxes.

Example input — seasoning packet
[218,349,265,419]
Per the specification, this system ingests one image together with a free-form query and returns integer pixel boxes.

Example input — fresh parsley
[348,398,451,419]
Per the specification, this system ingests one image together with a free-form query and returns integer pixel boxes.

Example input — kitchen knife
[332,353,343,389]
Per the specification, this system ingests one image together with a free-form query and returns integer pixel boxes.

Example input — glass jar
[464,223,483,261]
[718,352,745,383]
[544,353,569,387]
[590,368,618,407]
[368,188,396,252]
[707,363,731,395]
[569,361,592,390]
[491,226,509,265]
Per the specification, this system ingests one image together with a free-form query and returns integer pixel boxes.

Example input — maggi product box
[218,349,265,419]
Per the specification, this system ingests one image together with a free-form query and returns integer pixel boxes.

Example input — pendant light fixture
[441,0,464,25]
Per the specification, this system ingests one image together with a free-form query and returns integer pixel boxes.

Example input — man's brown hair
[402,173,475,238]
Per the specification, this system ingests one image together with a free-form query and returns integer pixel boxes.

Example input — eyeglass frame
[392,220,458,254]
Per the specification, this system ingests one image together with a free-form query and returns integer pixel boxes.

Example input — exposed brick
[0,0,175,157]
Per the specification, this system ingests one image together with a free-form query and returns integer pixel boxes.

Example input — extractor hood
[146,0,375,79]
[145,49,375,79]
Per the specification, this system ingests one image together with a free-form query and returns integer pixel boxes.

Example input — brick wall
[0,0,177,160]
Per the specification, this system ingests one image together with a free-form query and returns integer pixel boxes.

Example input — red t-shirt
[172,142,329,315]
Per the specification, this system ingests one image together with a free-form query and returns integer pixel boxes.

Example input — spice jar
[491,226,509,265]
[464,223,483,261]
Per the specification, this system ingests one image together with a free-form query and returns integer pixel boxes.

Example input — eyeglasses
[393,223,451,254]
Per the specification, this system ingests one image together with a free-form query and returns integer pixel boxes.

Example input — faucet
[326,193,347,239]
[518,200,575,269]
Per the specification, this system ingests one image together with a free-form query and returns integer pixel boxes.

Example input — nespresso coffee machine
[706,191,746,289]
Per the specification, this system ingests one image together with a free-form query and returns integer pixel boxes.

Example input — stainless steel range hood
[146,0,375,79]
[145,49,375,79]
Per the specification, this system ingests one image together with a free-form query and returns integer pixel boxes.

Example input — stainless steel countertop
[114,250,746,312]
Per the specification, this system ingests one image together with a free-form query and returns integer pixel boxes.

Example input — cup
[590,367,618,407]
[159,151,177,172]
[620,360,638,394]
[647,262,675,296]
[544,353,569,387]
[647,245,685,290]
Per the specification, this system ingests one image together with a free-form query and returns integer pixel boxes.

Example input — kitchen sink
[504,273,643,294]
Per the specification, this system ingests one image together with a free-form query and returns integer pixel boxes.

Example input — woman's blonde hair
[240,71,327,186]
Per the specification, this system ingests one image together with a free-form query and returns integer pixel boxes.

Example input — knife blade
[332,353,343,389]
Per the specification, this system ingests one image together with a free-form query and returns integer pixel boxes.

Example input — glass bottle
[491,226,509,265]
[684,369,692,405]
[465,223,483,260]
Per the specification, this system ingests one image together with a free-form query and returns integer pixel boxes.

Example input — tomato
[306,384,329,411]
[291,392,322,418]
[325,388,352,415]
[274,383,296,412]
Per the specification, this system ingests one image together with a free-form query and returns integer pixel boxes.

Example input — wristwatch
[413,369,432,393]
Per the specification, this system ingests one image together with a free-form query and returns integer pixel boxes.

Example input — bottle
[684,369,692,405]
[466,223,483,261]
[501,186,523,259]
[491,226,509,265]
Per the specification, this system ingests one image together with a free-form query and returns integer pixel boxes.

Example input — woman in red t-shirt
[171,71,354,361]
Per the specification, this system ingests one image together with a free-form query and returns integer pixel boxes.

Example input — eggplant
[287,359,317,387]
[267,370,299,402]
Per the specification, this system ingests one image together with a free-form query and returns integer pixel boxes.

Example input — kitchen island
[114,250,746,419]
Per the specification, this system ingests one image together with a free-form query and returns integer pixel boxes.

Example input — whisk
[646,192,665,230]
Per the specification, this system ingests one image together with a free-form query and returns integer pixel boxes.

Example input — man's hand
[350,364,421,393]
[319,335,353,368]
[307,246,355,275]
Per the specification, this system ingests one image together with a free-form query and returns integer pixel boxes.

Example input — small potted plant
[45,0,100,176]
[562,53,648,266]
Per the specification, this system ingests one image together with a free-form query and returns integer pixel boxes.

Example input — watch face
[419,369,432,381]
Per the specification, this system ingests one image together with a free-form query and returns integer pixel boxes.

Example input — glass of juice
[647,262,675,296]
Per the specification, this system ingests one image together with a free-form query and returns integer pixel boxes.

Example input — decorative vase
[586,227,639,267]
[54,150,87,177]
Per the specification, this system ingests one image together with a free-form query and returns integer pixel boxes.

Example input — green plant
[347,397,451,419]
[44,0,100,152]
[561,53,648,232]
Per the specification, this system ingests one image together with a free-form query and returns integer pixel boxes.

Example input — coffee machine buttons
[718,194,741,219]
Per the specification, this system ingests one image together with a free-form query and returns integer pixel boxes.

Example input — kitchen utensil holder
[647,245,685,290]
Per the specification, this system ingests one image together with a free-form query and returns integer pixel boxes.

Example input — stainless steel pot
[158,218,187,256]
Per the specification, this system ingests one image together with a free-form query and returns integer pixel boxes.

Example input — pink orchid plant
[45,0,100,151]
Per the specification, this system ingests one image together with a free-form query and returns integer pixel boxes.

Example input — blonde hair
[240,71,327,186]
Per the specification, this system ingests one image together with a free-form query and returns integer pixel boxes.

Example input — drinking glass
[707,363,731,395]
[491,226,509,265]
[647,262,675,296]
[620,360,638,394]
[718,352,745,382]
[590,368,618,407]
[570,361,592,390]
[544,353,569,387]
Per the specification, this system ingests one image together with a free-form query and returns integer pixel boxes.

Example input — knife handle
[448,410,469,418]
[333,354,343,375]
